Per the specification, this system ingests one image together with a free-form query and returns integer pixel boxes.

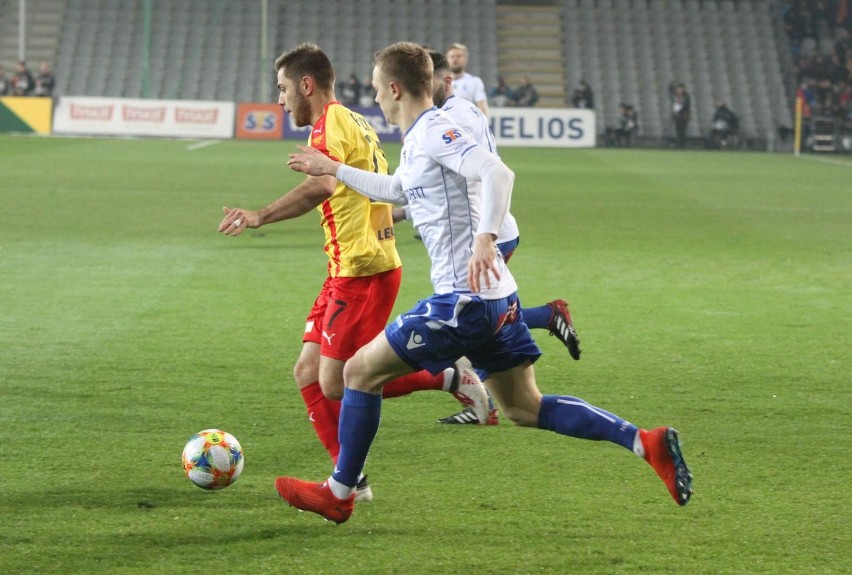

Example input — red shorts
[303,267,402,362]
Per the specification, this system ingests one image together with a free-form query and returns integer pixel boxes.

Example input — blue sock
[523,304,553,330]
[537,395,637,451]
[332,388,382,488]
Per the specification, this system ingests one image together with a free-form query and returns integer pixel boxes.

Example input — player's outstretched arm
[218,176,334,236]
[289,145,404,204]
[288,145,341,177]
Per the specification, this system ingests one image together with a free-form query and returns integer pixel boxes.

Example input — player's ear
[301,76,314,96]
[390,81,402,100]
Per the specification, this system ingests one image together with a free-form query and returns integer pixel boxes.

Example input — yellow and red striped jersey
[310,102,400,278]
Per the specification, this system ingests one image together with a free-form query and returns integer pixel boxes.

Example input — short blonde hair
[447,43,468,54]
[374,42,433,99]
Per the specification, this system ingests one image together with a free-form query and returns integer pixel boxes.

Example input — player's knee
[342,354,379,393]
[318,378,344,401]
[292,358,318,389]
[342,356,364,389]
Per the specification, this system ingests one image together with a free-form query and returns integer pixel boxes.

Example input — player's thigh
[485,362,542,427]
[344,331,414,394]
[322,269,401,361]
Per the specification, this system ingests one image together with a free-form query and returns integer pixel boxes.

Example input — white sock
[632,431,645,458]
[441,367,454,392]
[327,476,354,500]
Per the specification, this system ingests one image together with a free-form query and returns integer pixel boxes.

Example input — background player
[446,43,489,116]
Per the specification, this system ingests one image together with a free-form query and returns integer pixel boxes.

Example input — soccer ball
[181,429,244,490]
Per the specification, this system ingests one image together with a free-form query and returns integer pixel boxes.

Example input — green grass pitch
[1,134,850,574]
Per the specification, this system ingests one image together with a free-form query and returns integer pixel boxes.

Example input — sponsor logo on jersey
[376,226,394,241]
[404,186,425,201]
[406,331,426,349]
[442,128,462,144]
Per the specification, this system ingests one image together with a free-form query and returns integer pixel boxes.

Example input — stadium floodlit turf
[2,134,850,574]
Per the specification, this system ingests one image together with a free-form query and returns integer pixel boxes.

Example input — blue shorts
[497,236,519,263]
[385,292,541,376]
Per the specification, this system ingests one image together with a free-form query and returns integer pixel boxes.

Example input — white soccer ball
[181,429,244,490]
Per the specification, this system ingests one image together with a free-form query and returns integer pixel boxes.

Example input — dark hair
[274,43,335,91]
[428,51,449,75]
[374,42,432,99]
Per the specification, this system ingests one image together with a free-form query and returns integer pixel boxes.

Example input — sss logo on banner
[235,103,283,140]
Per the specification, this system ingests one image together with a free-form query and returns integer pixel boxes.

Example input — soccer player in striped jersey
[218,44,488,502]
[277,42,693,524]
[394,50,582,426]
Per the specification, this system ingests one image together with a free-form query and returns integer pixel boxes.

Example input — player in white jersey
[447,43,488,115]
[396,50,582,425]
[276,42,693,524]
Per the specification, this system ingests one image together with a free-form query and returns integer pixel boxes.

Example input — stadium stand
[3,0,830,150]
[0,0,65,77]
[560,0,793,147]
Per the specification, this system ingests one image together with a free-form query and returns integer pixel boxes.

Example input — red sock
[299,381,341,464]
[382,370,445,398]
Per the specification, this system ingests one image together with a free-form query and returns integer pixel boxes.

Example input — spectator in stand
[605,103,639,148]
[446,42,489,115]
[705,100,739,150]
[338,73,362,107]
[488,76,514,107]
[838,80,851,119]
[827,50,847,85]
[783,0,817,56]
[34,62,55,97]
[846,49,852,80]
[618,104,639,147]
[782,0,852,151]
[512,75,539,107]
[359,74,376,107]
[669,82,691,149]
[12,61,34,96]
[815,77,835,112]
[571,80,594,109]
[795,79,815,145]
[0,67,10,96]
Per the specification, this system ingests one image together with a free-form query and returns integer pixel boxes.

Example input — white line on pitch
[186,140,219,152]
[799,154,852,169]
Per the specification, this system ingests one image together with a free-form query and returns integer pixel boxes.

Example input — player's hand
[468,234,500,293]
[391,207,407,223]
[218,206,259,236]
[287,145,341,177]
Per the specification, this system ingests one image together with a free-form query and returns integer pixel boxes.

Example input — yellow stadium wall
[0,97,53,134]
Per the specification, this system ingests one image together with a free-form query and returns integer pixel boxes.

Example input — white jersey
[440,95,519,244]
[451,73,487,106]
[399,109,516,299]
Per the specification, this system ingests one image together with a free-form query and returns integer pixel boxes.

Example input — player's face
[446,48,467,75]
[431,70,451,108]
[277,67,311,127]
[372,65,400,126]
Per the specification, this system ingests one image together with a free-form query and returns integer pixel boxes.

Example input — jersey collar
[405,106,439,138]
